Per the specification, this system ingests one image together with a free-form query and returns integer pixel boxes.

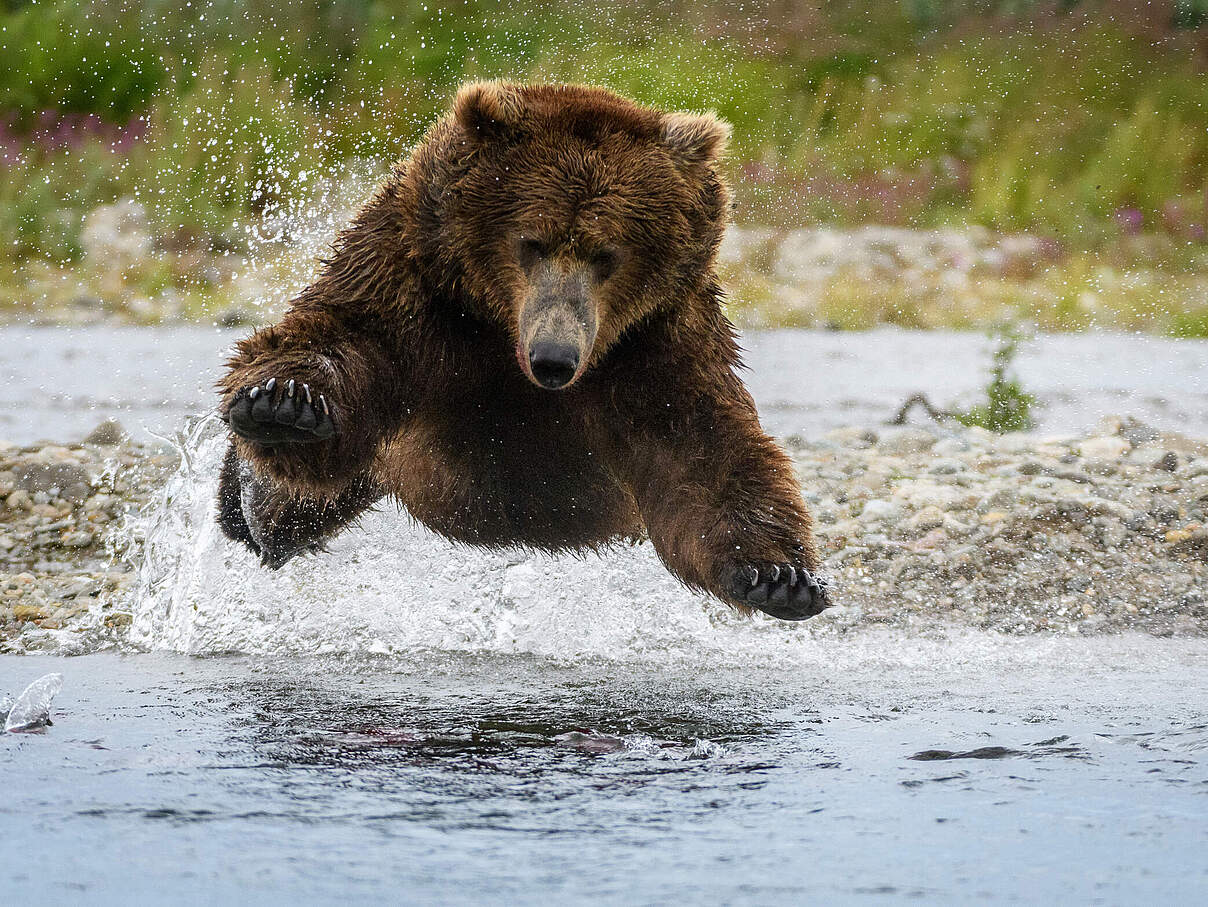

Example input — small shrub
[953,323,1036,433]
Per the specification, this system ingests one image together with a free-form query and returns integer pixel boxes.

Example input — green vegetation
[2,1,1207,331]
[953,324,1037,433]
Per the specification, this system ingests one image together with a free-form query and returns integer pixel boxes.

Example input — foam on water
[130,416,846,663]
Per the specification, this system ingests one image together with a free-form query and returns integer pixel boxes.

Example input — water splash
[128,416,843,662]
[4,673,63,733]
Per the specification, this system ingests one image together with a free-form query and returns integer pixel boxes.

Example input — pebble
[908,506,946,532]
[83,419,126,446]
[861,500,901,522]
[12,604,48,622]
[1078,436,1131,460]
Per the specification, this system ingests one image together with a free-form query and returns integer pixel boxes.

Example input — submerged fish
[4,673,63,733]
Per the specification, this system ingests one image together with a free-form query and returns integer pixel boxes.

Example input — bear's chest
[380,390,639,549]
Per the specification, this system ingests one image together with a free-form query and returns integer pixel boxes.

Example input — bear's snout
[528,341,580,389]
[517,261,597,390]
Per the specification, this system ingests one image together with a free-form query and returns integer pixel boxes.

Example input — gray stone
[13,463,92,501]
[83,419,126,446]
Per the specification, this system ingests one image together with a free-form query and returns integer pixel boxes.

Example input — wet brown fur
[217,82,818,605]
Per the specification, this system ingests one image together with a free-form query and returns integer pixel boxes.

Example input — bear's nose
[528,342,580,389]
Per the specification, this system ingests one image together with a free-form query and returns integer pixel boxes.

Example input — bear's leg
[608,383,831,620]
[216,443,384,569]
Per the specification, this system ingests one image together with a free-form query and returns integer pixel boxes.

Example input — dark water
[3,641,1207,904]
[3,325,1206,444]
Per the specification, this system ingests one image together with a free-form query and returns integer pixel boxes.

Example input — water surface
[2,639,1206,904]
[4,325,1205,444]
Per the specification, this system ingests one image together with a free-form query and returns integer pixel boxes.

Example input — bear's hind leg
[216,443,383,569]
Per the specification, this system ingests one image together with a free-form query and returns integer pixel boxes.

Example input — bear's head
[431,81,731,390]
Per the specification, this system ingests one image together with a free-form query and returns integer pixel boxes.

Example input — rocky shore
[2,416,1205,653]
[797,416,1207,635]
[12,206,1208,338]
[0,421,178,653]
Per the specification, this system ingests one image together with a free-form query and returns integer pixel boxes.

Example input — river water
[3,324,1207,903]
[3,639,1208,904]
[4,324,1207,444]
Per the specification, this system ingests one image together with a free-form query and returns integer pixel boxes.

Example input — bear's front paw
[723,562,832,621]
[225,378,335,445]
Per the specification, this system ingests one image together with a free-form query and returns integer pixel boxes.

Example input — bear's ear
[661,111,731,167]
[454,81,526,142]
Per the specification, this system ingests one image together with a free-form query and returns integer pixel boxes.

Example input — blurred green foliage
[1,0,1207,268]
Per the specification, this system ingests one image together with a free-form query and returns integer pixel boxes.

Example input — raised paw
[724,562,832,621]
[225,377,335,445]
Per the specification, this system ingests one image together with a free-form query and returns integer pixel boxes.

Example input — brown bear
[216,81,831,621]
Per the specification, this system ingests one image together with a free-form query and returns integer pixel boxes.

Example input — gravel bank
[0,422,178,653]
[800,416,1207,635]
[2,416,1205,653]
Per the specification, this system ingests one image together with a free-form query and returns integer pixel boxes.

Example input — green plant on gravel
[953,323,1037,433]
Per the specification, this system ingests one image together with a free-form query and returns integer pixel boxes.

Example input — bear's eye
[516,237,546,270]
[590,248,619,282]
